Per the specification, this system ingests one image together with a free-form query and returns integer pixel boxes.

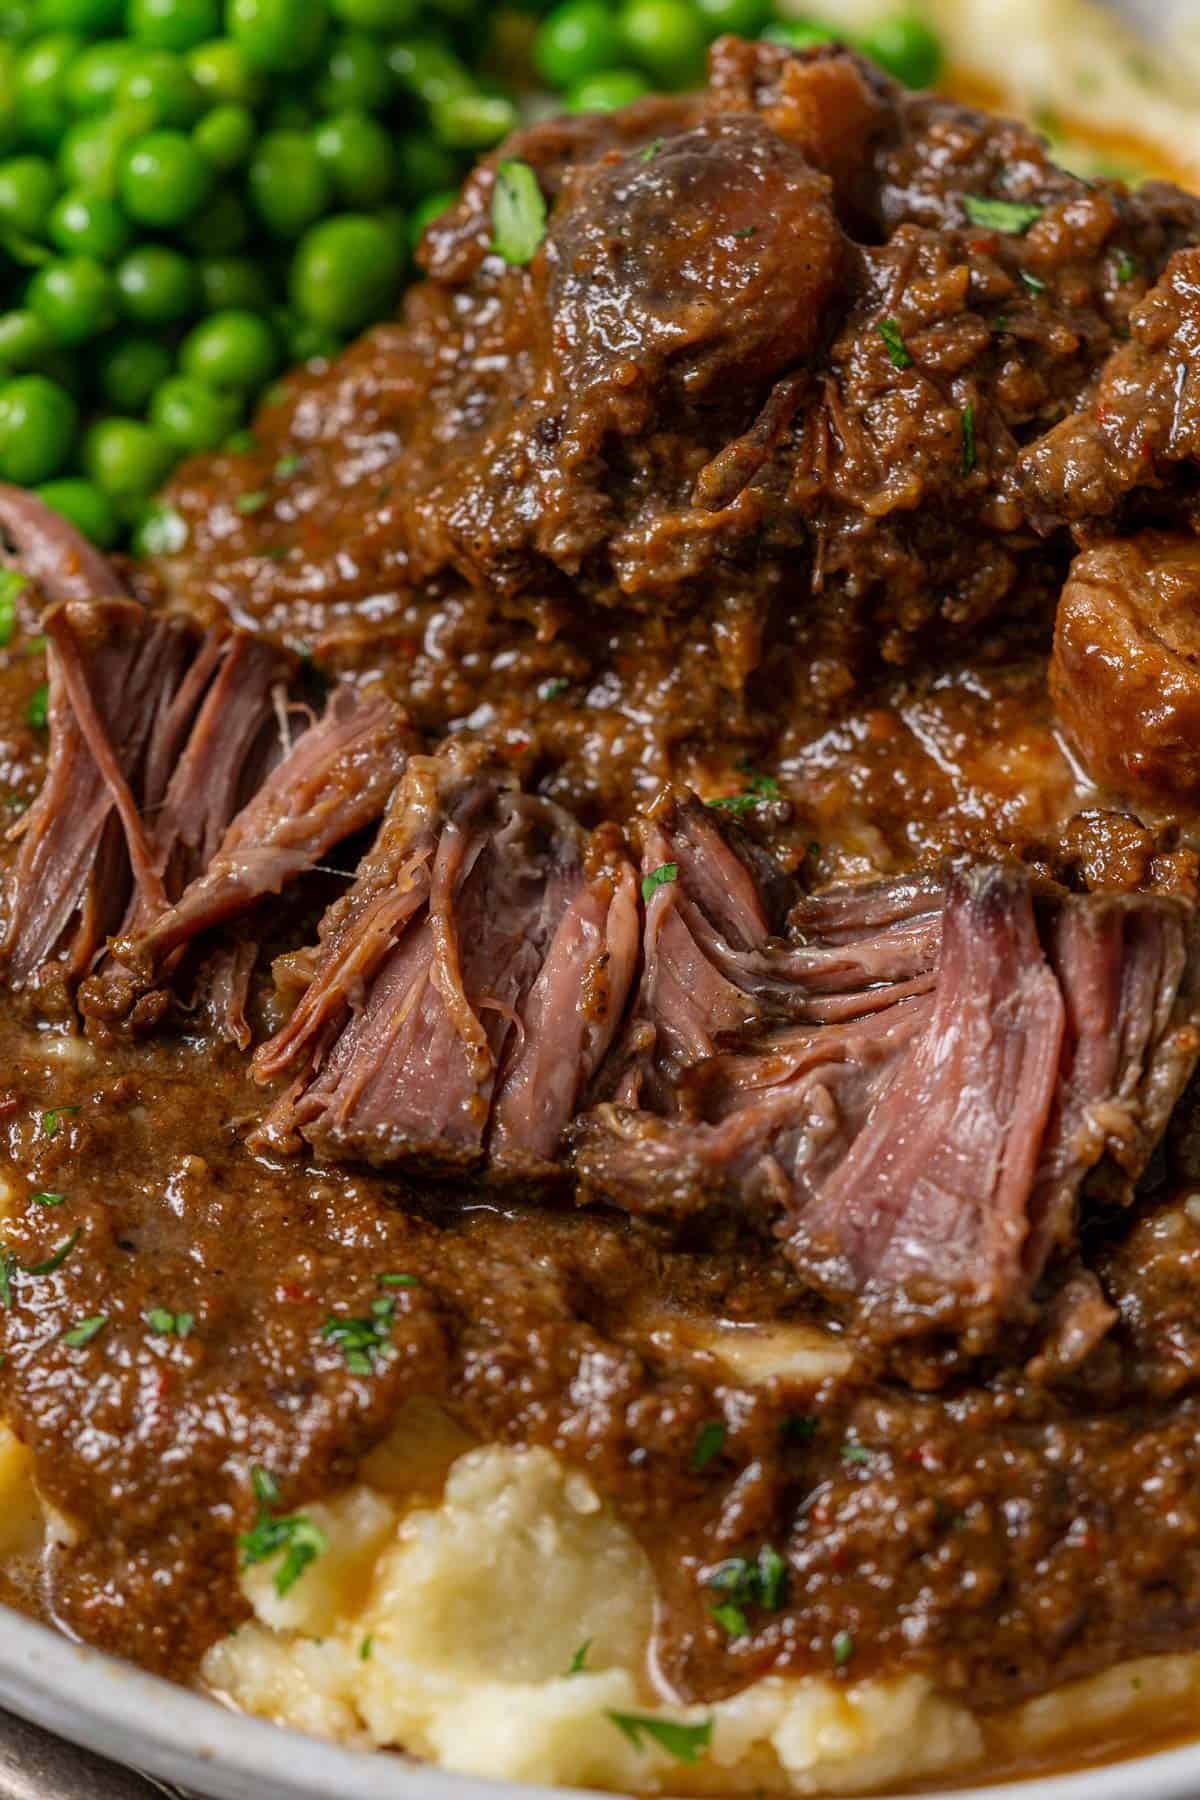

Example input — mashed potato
[807,0,1200,184]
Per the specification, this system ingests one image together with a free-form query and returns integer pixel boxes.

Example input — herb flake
[877,318,912,369]
[963,194,1044,234]
[146,1307,195,1338]
[63,1314,106,1348]
[322,1297,396,1374]
[691,1421,725,1472]
[236,491,269,516]
[832,1629,856,1668]
[25,683,47,732]
[641,862,679,904]
[567,1639,591,1675]
[607,1712,713,1764]
[491,160,547,267]
[240,1467,329,1598]
[25,1229,79,1276]
[41,1106,79,1140]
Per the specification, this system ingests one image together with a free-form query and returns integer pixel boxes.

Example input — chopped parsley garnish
[538,676,569,701]
[0,569,25,646]
[567,1639,591,1675]
[733,226,758,240]
[708,1545,789,1635]
[832,1629,856,1668]
[322,1295,396,1374]
[236,490,270,515]
[841,1442,872,1466]
[31,1192,64,1207]
[877,318,912,369]
[146,1307,195,1338]
[490,160,547,267]
[5,794,27,813]
[1116,250,1139,283]
[1020,269,1047,293]
[377,1272,419,1288]
[691,1421,725,1472]
[274,454,302,479]
[0,1248,14,1311]
[359,1634,373,1662]
[41,1106,79,1140]
[607,1712,713,1764]
[62,1314,106,1348]
[641,862,679,904]
[707,771,781,817]
[25,1229,79,1275]
[25,683,48,732]
[711,1600,749,1637]
[961,400,977,476]
[638,138,664,164]
[240,1466,329,1598]
[784,1414,819,1443]
[963,195,1044,234]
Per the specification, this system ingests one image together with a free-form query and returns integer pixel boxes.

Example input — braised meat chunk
[148,38,1200,814]
[254,739,639,1175]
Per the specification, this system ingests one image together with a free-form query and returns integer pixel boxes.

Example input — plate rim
[4,1603,1200,1800]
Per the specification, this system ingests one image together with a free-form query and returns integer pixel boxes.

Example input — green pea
[618,0,705,85]
[127,0,222,52]
[57,105,151,194]
[762,19,835,50]
[114,242,199,322]
[329,0,418,28]
[192,99,254,168]
[859,10,942,88]
[186,36,264,103]
[0,374,77,483]
[385,37,471,107]
[119,127,212,225]
[407,184,454,255]
[27,255,116,343]
[0,154,58,235]
[313,111,397,206]
[114,47,202,125]
[198,252,270,311]
[179,184,249,250]
[179,306,278,388]
[46,187,130,259]
[228,0,329,73]
[566,66,650,109]
[16,33,81,149]
[393,129,455,202]
[248,128,331,237]
[63,40,136,113]
[432,91,517,150]
[0,45,21,158]
[35,0,123,29]
[312,31,393,111]
[97,332,171,408]
[280,310,340,363]
[693,0,768,35]
[290,211,399,332]
[535,1,622,88]
[0,307,58,372]
[34,476,118,547]
[84,414,175,498]
[149,373,240,451]
[0,0,37,38]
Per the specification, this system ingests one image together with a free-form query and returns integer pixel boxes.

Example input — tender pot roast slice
[1051,531,1200,808]
[0,599,296,1013]
[81,685,415,1027]
[0,483,126,605]
[253,739,638,1175]
[577,825,1200,1346]
[595,789,943,1111]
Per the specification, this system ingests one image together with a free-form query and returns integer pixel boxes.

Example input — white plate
[2,1599,1200,1800]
